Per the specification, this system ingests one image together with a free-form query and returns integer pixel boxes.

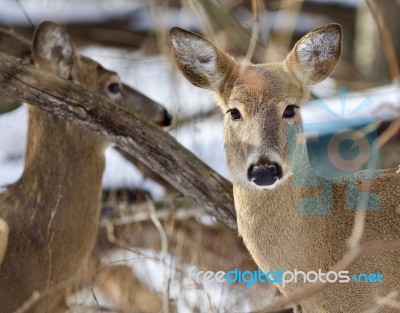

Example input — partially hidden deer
[0,21,170,313]
[170,24,400,312]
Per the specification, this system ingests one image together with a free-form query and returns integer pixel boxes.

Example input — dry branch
[0,52,237,230]
[365,0,400,82]
[190,0,272,63]
[100,197,203,226]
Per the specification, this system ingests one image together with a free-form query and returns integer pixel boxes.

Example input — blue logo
[189,267,384,289]
[288,87,381,215]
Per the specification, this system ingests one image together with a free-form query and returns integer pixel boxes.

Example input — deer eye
[226,108,242,121]
[107,82,121,95]
[283,105,298,118]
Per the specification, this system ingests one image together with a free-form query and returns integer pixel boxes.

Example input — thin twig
[366,291,399,313]
[45,188,62,307]
[240,0,260,72]
[12,291,40,313]
[375,292,400,310]
[11,278,76,313]
[14,0,35,29]
[378,117,400,148]
[273,0,303,52]
[0,218,9,266]
[365,0,400,83]
[147,198,169,313]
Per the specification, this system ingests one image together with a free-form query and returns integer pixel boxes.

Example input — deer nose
[161,109,172,127]
[248,160,282,186]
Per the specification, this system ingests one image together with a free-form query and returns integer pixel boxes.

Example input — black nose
[161,109,172,127]
[248,161,282,186]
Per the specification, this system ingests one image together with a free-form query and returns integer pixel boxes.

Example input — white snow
[69,248,274,312]
[0,105,27,191]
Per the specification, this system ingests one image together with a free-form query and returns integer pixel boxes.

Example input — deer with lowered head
[0,21,170,313]
[170,24,400,312]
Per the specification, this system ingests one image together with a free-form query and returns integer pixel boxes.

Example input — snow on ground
[70,248,274,312]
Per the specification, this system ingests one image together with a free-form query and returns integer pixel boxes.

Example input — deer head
[31,21,171,127]
[170,24,341,189]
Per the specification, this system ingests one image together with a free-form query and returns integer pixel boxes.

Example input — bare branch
[366,0,400,83]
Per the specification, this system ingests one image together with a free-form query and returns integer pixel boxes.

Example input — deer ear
[286,24,342,84]
[170,27,236,90]
[32,21,78,79]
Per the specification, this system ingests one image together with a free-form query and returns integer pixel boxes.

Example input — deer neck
[234,178,306,269]
[233,125,345,273]
[19,106,106,200]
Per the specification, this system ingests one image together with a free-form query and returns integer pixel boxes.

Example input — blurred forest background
[0,0,399,312]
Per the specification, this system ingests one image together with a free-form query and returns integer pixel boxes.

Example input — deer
[0,21,171,313]
[170,24,400,312]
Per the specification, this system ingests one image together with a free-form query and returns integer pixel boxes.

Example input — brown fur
[171,24,400,312]
[0,21,170,313]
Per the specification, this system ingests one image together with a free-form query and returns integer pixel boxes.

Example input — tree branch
[0,52,237,230]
